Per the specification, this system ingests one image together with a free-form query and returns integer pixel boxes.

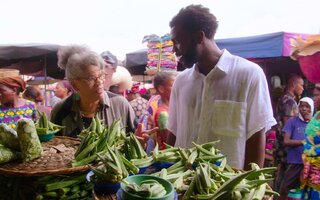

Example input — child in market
[279,97,314,200]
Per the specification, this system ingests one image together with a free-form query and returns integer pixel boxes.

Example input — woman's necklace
[78,98,101,129]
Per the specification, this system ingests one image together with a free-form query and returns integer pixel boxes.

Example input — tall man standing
[166,5,276,170]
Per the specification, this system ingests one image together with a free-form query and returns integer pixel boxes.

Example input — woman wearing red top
[152,72,177,150]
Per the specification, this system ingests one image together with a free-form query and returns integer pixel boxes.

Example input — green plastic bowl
[120,175,174,200]
[37,130,59,142]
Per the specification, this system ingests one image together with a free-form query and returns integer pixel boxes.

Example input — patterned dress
[302,111,320,199]
[0,100,37,129]
[130,96,148,121]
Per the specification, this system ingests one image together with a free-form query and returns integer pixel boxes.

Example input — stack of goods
[143,34,177,75]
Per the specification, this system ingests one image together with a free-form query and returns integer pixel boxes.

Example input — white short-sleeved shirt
[167,50,276,169]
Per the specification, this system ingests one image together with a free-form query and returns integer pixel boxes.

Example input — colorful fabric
[302,112,320,198]
[143,33,177,73]
[304,112,320,156]
[130,96,148,120]
[282,116,307,164]
[0,76,26,91]
[302,187,320,200]
[265,130,276,157]
[0,100,37,129]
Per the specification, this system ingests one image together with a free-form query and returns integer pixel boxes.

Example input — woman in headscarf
[279,97,314,200]
[301,84,320,200]
[0,76,37,128]
[23,85,52,119]
[51,80,74,108]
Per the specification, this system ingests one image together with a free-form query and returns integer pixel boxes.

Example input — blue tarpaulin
[125,31,310,74]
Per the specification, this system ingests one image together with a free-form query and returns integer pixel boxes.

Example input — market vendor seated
[0,75,37,129]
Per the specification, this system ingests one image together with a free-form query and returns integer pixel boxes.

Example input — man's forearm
[244,129,266,170]
[166,131,176,146]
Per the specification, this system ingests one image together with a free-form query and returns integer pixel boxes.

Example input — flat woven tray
[0,136,89,177]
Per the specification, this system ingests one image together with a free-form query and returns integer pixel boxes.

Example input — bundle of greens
[0,123,20,150]
[0,144,19,164]
[17,118,42,162]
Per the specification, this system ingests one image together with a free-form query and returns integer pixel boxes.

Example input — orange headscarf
[0,76,26,92]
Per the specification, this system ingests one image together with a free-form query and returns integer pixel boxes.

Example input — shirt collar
[191,49,232,77]
[215,49,232,74]
[71,91,110,113]
[102,91,111,107]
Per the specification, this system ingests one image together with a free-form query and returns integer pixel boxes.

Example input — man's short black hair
[169,4,218,39]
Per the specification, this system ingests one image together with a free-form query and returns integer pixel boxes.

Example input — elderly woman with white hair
[279,97,314,200]
[50,45,137,137]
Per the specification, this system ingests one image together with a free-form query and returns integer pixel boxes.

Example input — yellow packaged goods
[0,123,20,150]
[17,118,42,162]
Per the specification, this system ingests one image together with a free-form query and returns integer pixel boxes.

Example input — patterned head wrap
[0,76,26,92]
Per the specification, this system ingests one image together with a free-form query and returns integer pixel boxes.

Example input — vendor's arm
[283,132,303,147]
[244,128,266,170]
[166,131,176,146]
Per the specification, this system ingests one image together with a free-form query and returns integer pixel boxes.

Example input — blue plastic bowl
[86,171,121,195]
[139,166,149,174]
[37,130,59,142]
[94,182,121,195]
[151,162,175,172]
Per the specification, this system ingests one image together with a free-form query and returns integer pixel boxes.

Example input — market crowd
[0,4,320,200]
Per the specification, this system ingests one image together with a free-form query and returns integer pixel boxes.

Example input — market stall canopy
[124,49,148,75]
[26,76,60,85]
[0,43,65,79]
[216,32,309,58]
[124,32,310,74]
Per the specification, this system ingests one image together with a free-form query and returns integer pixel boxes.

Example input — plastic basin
[86,171,120,195]
[121,174,174,200]
[37,130,59,142]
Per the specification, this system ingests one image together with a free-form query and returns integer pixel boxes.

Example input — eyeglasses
[80,73,105,85]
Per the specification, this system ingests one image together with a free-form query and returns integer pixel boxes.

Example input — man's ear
[194,31,205,44]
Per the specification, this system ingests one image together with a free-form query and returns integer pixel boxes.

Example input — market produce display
[0,172,92,200]
[124,179,167,198]
[0,114,278,199]
[35,111,64,135]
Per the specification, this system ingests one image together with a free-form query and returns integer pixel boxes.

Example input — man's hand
[135,123,159,145]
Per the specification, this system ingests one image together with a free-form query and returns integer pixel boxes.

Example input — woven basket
[0,136,89,176]
[0,69,20,78]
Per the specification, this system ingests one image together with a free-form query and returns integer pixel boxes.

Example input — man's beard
[179,42,198,69]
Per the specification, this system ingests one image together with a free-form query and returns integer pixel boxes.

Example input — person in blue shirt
[279,97,314,200]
